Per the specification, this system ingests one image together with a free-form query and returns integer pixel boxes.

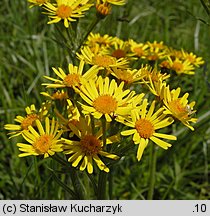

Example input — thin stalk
[108,169,113,199]
[69,166,85,200]
[52,154,84,199]
[147,144,157,200]
[86,171,98,196]
[97,171,108,200]
[77,15,101,52]
[97,117,108,199]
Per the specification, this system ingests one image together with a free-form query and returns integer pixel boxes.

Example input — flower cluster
[5,30,203,174]
[27,0,126,27]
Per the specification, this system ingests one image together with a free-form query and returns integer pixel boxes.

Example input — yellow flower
[141,65,170,82]
[129,39,149,58]
[79,76,143,122]
[17,117,63,158]
[145,41,167,61]
[168,57,195,75]
[42,60,99,91]
[77,46,129,71]
[181,50,204,67]
[62,116,119,174]
[163,87,197,130]
[121,99,176,161]
[4,103,50,139]
[55,99,82,135]
[43,0,93,28]
[41,89,68,100]
[86,32,114,53]
[28,0,49,8]
[101,37,135,61]
[145,79,168,101]
[111,67,146,85]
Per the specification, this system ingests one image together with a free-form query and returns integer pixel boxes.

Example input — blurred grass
[0,0,210,199]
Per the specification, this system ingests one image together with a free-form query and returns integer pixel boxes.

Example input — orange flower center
[63,74,81,87]
[21,114,38,130]
[186,55,195,63]
[133,47,145,57]
[52,91,68,100]
[160,60,170,69]
[56,5,72,19]
[168,99,188,119]
[80,135,101,155]
[34,134,53,153]
[93,95,118,114]
[147,54,159,61]
[92,55,116,67]
[172,61,183,72]
[112,49,126,59]
[114,69,133,83]
[135,118,154,139]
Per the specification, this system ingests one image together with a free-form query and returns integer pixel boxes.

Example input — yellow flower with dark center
[163,87,197,130]
[121,99,176,161]
[43,0,93,28]
[4,103,50,139]
[168,57,195,75]
[42,60,99,91]
[111,67,146,85]
[17,117,64,158]
[77,46,129,70]
[129,39,149,58]
[79,76,143,122]
[101,38,135,62]
[62,116,119,174]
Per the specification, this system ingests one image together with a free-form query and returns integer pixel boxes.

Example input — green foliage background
[0,0,210,199]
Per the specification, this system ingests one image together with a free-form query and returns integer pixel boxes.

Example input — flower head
[86,32,114,53]
[101,38,135,62]
[17,117,64,158]
[79,76,143,122]
[111,67,146,85]
[41,89,68,100]
[163,87,197,130]
[168,57,195,75]
[43,0,93,28]
[63,116,119,174]
[181,50,204,67]
[77,46,129,71]
[121,99,176,161]
[4,103,50,138]
[42,60,99,91]
[129,39,149,58]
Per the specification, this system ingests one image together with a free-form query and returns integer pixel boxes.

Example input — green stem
[52,154,84,199]
[69,166,85,200]
[108,169,113,199]
[97,171,108,200]
[97,117,108,199]
[147,144,157,200]
[77,15,101,52]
